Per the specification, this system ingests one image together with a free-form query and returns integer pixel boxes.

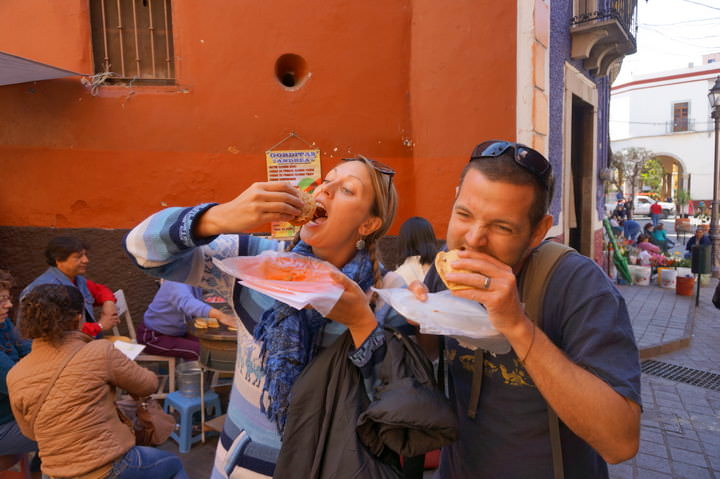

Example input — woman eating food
[124,156,410,477]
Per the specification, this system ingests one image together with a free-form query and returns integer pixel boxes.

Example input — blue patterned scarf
[253,240,375,432]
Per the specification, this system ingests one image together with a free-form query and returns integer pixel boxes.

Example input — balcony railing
[571,0,638,45]
[569,0,638,77]
[666,119,696,134]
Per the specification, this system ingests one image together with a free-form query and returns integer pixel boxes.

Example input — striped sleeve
[123,203,229,288]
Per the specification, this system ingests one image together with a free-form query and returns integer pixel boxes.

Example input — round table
[189,324,237,374]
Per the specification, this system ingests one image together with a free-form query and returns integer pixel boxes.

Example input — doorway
[569,94,594,256]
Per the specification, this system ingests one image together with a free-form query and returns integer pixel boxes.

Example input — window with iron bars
[89,0,175,84]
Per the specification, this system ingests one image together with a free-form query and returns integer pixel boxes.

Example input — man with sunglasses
[411,141,641,479]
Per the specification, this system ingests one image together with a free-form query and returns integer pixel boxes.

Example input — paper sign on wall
[266,149,321,238]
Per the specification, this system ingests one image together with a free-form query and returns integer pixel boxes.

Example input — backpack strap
[519,240,574,326]
[519,240,574,479]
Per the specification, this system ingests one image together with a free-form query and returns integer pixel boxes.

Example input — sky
[614,0,720,84]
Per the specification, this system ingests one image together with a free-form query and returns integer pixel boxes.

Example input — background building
[0,0,638,317]
[610,58,720,203]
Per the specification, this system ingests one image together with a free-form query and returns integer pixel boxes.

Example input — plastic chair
[163,390,221,453]
[0,453,31,479]
[112,289,176,398]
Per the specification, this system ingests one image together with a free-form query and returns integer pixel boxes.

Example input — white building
[610,59,720,202]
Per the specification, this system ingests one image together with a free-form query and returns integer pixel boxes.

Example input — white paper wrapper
[372,288,511,354]
[213,252,344,316]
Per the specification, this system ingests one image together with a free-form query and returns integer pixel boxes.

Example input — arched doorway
[653,154,685,201]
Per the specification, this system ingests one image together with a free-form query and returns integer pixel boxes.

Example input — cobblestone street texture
[609,279,720,479]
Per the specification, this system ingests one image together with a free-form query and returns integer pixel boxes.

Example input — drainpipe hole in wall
[275,53,309,90]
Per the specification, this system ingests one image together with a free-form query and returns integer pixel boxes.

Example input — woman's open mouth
[310,204,328,225]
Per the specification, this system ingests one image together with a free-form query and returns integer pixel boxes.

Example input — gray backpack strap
[519,240,574,479]
[519,241,573,323]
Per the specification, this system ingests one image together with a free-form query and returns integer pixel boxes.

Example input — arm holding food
[432,250,640,464]
[124,182,304,286]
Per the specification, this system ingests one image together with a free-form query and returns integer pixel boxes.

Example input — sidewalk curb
[640,292,700,360]
[638,290,698,360]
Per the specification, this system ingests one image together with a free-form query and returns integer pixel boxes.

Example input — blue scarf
[253,240,375,432]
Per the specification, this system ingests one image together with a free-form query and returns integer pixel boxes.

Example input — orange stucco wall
[0,1,516,237]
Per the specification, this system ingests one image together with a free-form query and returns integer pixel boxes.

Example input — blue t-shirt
[427,251,641,479]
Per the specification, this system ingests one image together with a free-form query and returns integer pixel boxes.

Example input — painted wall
[0,0,92,74]
[410,0,517,234]
[0,0,517,240]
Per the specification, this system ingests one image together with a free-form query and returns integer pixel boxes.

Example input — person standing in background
[394,216,440,285]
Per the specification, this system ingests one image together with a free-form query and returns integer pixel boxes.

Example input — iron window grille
[89,0,175,84]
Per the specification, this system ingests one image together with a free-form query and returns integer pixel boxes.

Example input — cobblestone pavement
[609,280,720,479]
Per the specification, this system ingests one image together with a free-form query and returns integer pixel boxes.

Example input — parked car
[633,195,675,217]
[605,196,675,218]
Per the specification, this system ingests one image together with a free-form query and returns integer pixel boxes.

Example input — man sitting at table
[137,279,237,360]
[20,236,119,337]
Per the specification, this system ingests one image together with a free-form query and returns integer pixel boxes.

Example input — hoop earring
[355,238,366,250]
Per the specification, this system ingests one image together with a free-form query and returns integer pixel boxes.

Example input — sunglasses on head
[470,140,551,190]
[343,155,396,184]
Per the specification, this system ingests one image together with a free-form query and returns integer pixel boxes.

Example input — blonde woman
[124,156,403,478]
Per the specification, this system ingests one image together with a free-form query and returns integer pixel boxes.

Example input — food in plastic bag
[213,251,344,316]
[373,288,511,354]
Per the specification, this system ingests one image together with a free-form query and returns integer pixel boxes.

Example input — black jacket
[274,328,457,479]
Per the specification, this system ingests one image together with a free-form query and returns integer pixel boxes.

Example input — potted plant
[675,189,690,218]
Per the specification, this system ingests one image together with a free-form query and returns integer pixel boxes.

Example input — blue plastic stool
[164,390,221,453]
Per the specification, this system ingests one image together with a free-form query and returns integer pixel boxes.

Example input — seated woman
[7,284,189,479]
[137,279,237,360]
[642,222,654,237]
[0,270,36,459]
[650,223,675,252]
[637,235,661,255]
[394,216,440,285]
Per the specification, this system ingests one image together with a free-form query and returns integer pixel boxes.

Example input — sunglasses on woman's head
[342,155,395,184]
[470,140,551,190]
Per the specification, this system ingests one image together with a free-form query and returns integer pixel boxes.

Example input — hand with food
[212,310,239,329]
[194,182,306,237]
[288,189,327,226]
[440,249,527,336]
[434,250,472,290]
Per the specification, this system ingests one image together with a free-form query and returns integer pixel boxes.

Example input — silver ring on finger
[482,276,492,290]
